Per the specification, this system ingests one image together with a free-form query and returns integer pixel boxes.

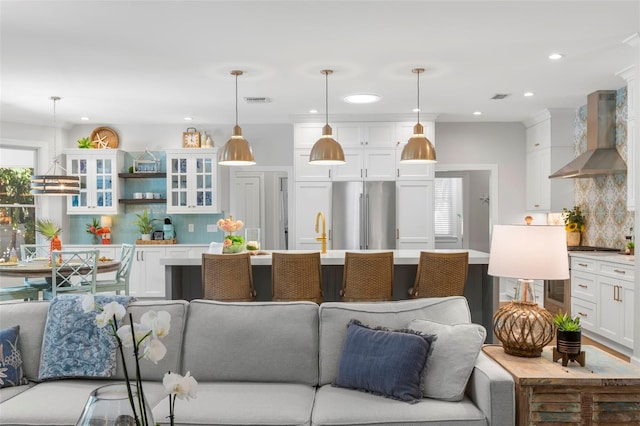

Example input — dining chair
[94,243,135,295]
[271,252,323,304]
[409,251,469,298]
[43,249,99,299]
[340,251,394,302]
[201,252,256,301]
[19,244,51,289]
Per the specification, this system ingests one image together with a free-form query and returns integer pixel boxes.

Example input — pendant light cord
[416,70,420,124]
[235,73,239,127]
[325,71,329,126]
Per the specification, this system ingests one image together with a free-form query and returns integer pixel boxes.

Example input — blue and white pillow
[38,295,133,380]
[0,325,28,388]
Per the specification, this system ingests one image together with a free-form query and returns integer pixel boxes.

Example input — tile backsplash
[574,87,634,249]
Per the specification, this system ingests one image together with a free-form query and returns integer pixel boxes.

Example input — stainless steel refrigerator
[332,181,396,250]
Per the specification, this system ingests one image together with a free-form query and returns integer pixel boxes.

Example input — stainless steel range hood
[549,90,626,179]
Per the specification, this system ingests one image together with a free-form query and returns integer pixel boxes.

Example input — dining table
[0,259,121,278]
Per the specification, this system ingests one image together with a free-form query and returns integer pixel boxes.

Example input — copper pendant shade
[30,96,80,196]
[219,70,256,166]
[309,70,345,165]
[400,68,437,164]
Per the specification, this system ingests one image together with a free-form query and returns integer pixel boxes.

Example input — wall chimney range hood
[549,90,626,179]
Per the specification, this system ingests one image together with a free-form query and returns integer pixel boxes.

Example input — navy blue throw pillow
[0,325,28,388]
[334,319,435,403]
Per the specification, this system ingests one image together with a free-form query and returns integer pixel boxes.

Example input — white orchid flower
[116,324,133,347]
[140,310,171,339]
[95,301,126,329]
[141,338,166,364]
[81,294,95,313]
[163,371,198,400]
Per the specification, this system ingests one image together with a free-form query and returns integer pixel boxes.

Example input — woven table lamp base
[493,301,555,357]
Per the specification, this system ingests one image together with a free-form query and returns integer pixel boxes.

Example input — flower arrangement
[82,294,197,425]
[86,217,102,236]
[562,206,586,233]
[217,216,245,253]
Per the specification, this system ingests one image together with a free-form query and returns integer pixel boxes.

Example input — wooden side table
[483,345,640,425]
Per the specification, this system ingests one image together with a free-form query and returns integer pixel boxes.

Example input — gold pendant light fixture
[30,96,80,196]
[309,69,345,165]
[400,68,437,163]
[219,70,256,166]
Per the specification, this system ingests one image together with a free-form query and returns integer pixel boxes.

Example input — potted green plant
[562,206,586,246]
[132,209,157,240]
[77,136,93,149]
[626,241,634,255]
[553,312,582,355]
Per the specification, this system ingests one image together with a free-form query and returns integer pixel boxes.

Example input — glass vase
[245,228,261,253]
[76,383,155,426]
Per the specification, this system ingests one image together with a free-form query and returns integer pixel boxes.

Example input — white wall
[435,122,527,225]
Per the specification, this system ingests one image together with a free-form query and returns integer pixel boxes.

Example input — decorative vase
[556,330,581,355]
[91,235,100,245]
[76,383,154,426]
[140,234,151,241]
[245,228,261,253]
[222,233,245,254]
[566,231,581,246]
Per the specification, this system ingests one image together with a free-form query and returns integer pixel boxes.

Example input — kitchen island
[160,249,496,340]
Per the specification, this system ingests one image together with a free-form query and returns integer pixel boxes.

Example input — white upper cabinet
[165,148,219,214]
[524,110,574,212]
[66,149,123,215]
[293,123,325,148]
[294,149,333,181]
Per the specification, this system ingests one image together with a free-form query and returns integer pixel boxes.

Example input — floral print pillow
[0,325,28,388]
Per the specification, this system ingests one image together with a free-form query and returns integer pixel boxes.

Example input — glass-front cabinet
[165,148,219,213]
[65,149,123,214]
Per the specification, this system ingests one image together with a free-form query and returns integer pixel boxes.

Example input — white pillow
[408,319,486,401]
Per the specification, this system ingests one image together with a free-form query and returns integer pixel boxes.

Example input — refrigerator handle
[365,194,369,249]
[359,193,364,249]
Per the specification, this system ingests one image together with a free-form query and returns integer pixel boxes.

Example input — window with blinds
[434,177,462,237]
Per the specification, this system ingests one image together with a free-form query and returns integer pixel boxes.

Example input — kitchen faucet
[315,211,327,254]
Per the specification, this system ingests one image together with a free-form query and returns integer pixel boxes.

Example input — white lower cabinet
[293,181,332,250]
[130,246,165,298]
[570,254,634,350]
[395,180,434,249]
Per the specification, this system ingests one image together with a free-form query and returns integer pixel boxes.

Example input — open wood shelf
[118,172,166,178]
[119,199,166,204]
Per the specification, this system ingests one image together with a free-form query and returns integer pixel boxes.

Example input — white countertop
[569,251,635,266]
[160,249,490,266]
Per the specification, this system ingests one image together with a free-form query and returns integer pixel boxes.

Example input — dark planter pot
[556,330,581,354]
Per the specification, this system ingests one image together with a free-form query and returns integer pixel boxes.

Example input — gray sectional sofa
[0,296,515,425]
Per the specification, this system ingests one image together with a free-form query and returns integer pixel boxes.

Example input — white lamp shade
[488,225,569,280]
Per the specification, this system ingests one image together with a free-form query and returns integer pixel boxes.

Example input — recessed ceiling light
[524,92,534,97]
[343,94,381,104]
[309,109,318,114]
[184,117,193,121]
[80,117,90,121]
[473,111,482,115]
[548,53,564,60]
[412,108,420,113]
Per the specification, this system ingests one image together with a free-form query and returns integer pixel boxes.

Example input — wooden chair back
[271,252,323,304]
[202,252,256,301]
[340,251,394,302]
[409,251,468,298]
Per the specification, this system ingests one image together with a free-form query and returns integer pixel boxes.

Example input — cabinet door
[67,153,120,214]
[596,276,621,343]
[332,148,363,181]
[620,285,634,348]
[294,123,324,148]
[130,246,165,298]
[396,180,434,249]
[395,122,435,180]
[294,149,332,181]
[364,123,396,147]
[334,123,363,147]
[166,151,218,213]
[364,148,396,180]
[167,154,190,212]
[525,149,545,211]
[294,181,331,250]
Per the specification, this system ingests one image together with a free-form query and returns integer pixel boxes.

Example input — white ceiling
[1,0,638,128]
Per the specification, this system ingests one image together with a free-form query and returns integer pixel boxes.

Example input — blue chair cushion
[334,319,435,403]
[0,325,28,388]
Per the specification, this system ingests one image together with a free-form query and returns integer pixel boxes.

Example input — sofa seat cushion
[319,297,471,386]
[0,380,166,425]
[312,385,487,426]
[0,381,35,404]
[152,382,315,426]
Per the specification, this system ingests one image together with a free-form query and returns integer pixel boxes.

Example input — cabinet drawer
[598,261,634,281]
[571,298,596,331]
[571,257,596,272]
[571,271,597,302]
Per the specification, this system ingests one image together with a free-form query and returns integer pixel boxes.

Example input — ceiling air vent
[491,93,510,100]
[244,97,271,104]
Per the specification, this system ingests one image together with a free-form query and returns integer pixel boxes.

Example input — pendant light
[309,69,345,165]
[400,68,437,163]
[219,70,256,166]
[30,96,80,195]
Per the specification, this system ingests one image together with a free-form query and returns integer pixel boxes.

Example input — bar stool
[340,251,394,302]
[271,252,323,304]
[202,252,256,301]
[409,251,468,298]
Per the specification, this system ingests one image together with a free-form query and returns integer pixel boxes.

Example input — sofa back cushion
[0,301,49,381]
[113,300,189,381]
[318,297,471,386]
[183,300,319,386]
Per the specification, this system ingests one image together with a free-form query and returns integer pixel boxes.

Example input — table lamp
[488,225,569,357]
